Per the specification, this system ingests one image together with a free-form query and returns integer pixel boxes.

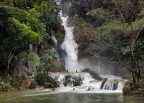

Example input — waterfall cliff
[52,0,126,93]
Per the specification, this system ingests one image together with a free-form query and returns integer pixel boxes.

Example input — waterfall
[54,0,81,72]
[60,12,80,72]
[52,0,126,93]
[53,0,81,72]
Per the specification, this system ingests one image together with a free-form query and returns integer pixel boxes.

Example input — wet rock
[29,81,37,89]
[63,75,83,86]
[87,86,94,91]
[43,83,54,88]
[101,79,119,90]
[63,75,72,86]
[82,68,102,80]
[100,78,107,89]
[72,76,83,86]
[113,80,119,90]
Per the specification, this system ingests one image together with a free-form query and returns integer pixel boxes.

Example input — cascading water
[49,72,126,93]
[60,11,80,72]
[52,0,126,93]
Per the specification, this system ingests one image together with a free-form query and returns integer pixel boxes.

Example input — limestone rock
[82,68,102,80]
[13,63,35,78]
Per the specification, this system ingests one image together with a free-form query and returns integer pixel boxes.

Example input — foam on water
[49,72,125,93]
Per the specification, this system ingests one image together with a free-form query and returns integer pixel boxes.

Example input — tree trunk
[130,44,137,86]
[7,48,16,76]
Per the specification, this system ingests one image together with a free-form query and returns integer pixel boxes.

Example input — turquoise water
[0,90,144,103]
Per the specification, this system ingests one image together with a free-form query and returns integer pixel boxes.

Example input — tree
[0,0,61,76]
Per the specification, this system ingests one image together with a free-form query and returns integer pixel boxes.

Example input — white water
[49,72,125,93]
[60,11,82,72]
[54,0,61,5]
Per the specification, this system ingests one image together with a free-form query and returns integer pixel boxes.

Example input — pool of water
[0,90,144,103]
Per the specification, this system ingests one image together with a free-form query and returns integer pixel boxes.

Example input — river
[0,90,144,103]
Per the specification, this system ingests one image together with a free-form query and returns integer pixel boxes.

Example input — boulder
[72,76,83,86]
[87,86,95,91]
[29,81,37,89]
[82,68,102,80]
[63,75,72,86]
[43,83,54,88]
[63,75,83,86]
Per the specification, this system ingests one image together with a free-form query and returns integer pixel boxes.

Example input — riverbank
[1,74,144,98]
[123,77,144,97]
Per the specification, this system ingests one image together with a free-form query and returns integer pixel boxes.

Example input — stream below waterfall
[0,90,144,103]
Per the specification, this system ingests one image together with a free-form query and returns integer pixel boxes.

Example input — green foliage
[37,49,61,71]
[0,81,11,92]
[0,76,17,92]
[97,16,144,39]
[0,0,61,76]
[35,72,56,86]
[18,51,40,66]
[97,20,125,36]
[138,8,144,17]
[9,18,43,43]
[121,46,130,55]
[86,8,110,20]
[34,0,61,30]
[0,6,45,43]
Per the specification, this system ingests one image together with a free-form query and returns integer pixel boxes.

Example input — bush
[35,72,59,88]
[0,76,17,92]
[0,81,11,92]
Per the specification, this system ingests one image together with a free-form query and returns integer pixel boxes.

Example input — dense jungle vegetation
[0,0,144,97]
[0,0,62,91]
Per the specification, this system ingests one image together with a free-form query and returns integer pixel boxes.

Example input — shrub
[0,76,17,92]
[0,81,11,92]
[35,72,59,88]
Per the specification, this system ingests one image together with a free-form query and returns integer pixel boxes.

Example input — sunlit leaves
[0,0,61,75]
[9,18,42,43]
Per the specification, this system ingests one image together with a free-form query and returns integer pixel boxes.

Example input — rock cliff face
[55,26,65,45]
[14,63,35,78]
